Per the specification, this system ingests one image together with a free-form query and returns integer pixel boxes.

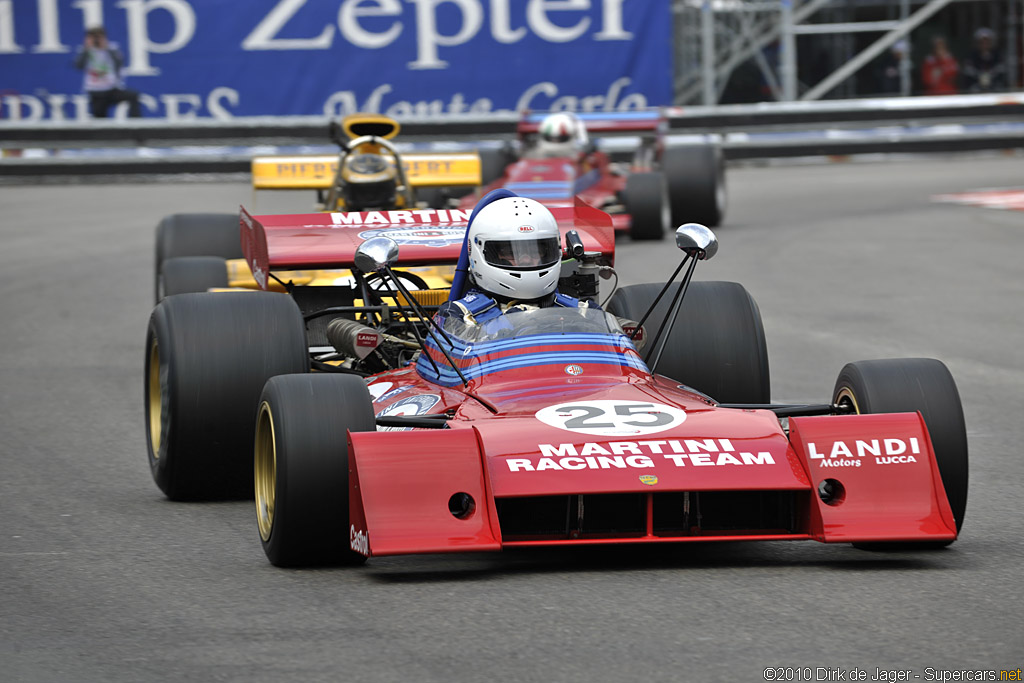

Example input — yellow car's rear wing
[251,153,482,190]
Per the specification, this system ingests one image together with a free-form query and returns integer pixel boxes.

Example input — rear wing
[518,110,665,137]
[239,198,614,288]
[251,152,482,190]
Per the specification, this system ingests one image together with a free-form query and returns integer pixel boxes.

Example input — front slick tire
[255,374,376,568]
[834,358,968,548]
[145,292,308,501]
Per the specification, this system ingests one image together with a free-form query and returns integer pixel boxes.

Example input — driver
[536,112,589,159]
[440,195,595,325]
[341,152,398,211]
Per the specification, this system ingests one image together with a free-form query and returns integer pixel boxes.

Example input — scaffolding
[674,0,1023,104]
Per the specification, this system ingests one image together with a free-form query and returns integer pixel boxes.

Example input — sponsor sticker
[251,265,267,290]
[349,524,369,556]
[535,400,686,437]
[358,225,466,248]
[352,330,382,360]
[505,438,776,472]
[366,381,394,401]
[808,437,921,467]
[639,474,658,486]
[375,385,413,404]
[564,364,584,376]
[621,325,643,341]
[518,225,535,233]
[376,394,442,431]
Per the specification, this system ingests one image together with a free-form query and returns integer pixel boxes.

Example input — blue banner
[1,0,673,121]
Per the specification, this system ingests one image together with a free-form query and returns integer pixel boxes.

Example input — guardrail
[666,92,1024,129]
[2,93,1022,176]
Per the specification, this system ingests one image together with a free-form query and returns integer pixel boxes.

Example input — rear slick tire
[145,292,309,500]
[606,281,769,404]
[626,171,669,241]
[661,143,726,228]
[159,256,229,299]
[154,213,241,303]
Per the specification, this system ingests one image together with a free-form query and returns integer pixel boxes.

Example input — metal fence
[673,0,1023,105]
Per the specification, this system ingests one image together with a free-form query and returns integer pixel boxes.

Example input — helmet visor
[483,237,561,270]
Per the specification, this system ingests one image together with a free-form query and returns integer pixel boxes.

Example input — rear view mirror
[354,237,400,273]
[675,223,718,261]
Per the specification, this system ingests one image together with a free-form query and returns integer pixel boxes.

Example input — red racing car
[143,198,966,567]
[459,110,726,241]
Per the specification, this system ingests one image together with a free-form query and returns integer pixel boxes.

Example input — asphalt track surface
[2,154,1023,682]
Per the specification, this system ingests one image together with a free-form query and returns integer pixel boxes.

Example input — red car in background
[460,111,726,241]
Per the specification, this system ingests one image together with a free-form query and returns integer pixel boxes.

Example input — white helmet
[468,196,562,301]
[537,112,588,158]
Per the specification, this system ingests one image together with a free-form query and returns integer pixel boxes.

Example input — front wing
[347,412,956,557]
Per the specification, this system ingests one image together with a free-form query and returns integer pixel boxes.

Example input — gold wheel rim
[836,387,861,415]
[254,402,277,542]
[147,338,162,456]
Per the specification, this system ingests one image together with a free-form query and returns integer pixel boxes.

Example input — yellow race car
[154,113,482,301]
[251,112,482,212]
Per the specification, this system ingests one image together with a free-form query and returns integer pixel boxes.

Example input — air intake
[496,491,807,541]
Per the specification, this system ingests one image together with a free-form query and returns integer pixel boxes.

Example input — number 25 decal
[535,400,686,436]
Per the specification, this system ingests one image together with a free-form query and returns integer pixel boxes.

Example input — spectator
[921,36,959,95]
[963,28,1007,92]
[74,26,141,118]
[875,40,909,95]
